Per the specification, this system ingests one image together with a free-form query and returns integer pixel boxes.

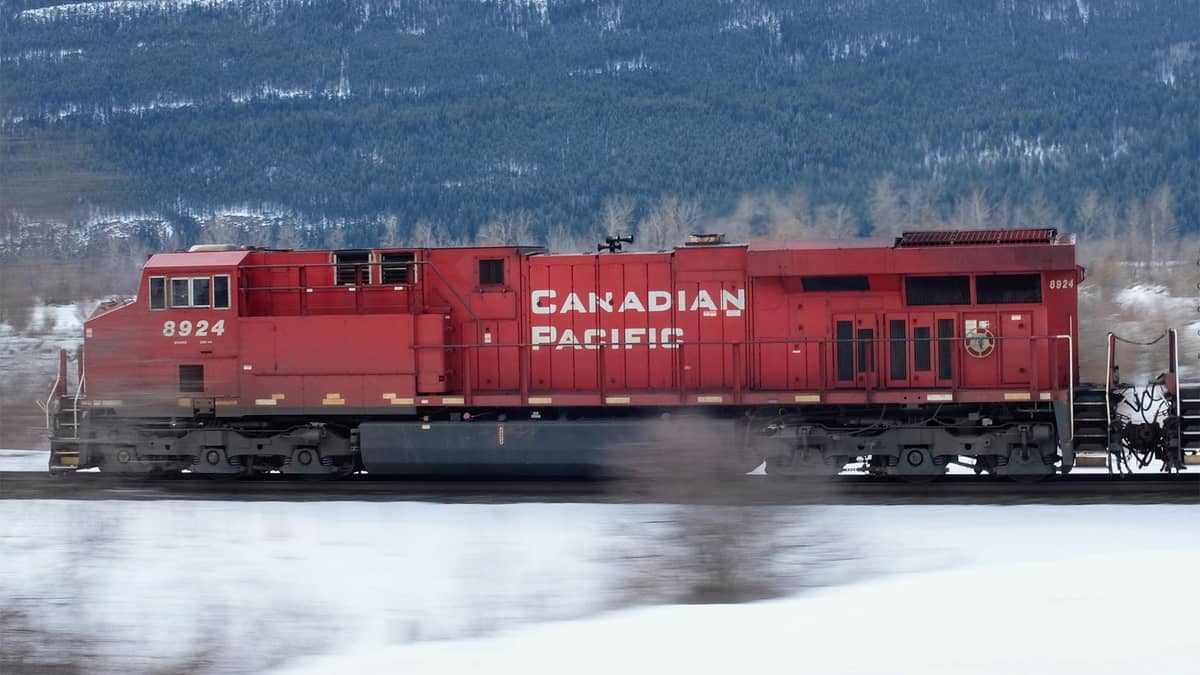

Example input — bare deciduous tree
[902,178,945,230]
[1146,182,1177,270]
[764,188,814,240]
[636,195,701,250]
[409,220,439,248]
[1122,195,1147,264]
[545,223,601,253]
[704,195,756,244]
[381,214,402,247]
[1022,189,1063,231]
[1075,189,1104,240]
[812,203,858,239]
[868,173,903,236]
[598,195,636,238]
[950,188,992,230]
[476,210,536,245]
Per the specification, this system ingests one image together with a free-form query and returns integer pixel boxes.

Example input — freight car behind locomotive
[44,229,1197,478]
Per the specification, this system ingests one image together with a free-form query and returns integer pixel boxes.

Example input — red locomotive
[45,229,1198,478]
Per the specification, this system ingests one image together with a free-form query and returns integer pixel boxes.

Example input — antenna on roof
[599,234,634,253]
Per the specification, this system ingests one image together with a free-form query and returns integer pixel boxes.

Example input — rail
[238,259,482,325]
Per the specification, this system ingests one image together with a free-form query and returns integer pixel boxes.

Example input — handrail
[242,283,415,292]
[418,333,1073,403]
[417,334,1073,350]
[241,258,482,326]
[1104,332,1116,461]
[1055,331,1074,444]
[403,261,482,326]
[1171,327,1181,422]
[43,350,68,432]
[71,373,84,440]
[44,371,61,432]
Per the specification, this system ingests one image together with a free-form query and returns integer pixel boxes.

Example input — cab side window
[171,279,191,307]
[213,275,231,309]
[149,277,167,310]
[170,277,214,308]
[479,258,504,286]
[191,278,211,307]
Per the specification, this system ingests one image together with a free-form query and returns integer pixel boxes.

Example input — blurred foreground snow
[0,449,49,472]
[276,549,1200,675]
[0,499,1197,673]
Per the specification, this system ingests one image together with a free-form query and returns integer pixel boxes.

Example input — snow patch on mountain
[924,133,1067,172]
[0,48,84,65]
[16,0,241,24]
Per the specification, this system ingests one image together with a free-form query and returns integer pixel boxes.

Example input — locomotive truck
[44,228,1199,479]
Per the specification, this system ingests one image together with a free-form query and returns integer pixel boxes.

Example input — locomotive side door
[884,313,912,388]
[832,313,879,389]
[1000,311,1032,386]
[907,313,956,388]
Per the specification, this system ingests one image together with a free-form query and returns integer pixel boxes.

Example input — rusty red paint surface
[80,234,1080,411]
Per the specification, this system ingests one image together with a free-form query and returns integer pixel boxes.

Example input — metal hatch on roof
[895,229,1058,247]
[685,233,727,246]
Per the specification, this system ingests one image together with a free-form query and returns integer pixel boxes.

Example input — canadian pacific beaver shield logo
[964,319,995,358]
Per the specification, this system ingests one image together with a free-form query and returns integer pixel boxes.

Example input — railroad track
[1,471,1197,504]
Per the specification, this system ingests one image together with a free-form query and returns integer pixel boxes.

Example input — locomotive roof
[143,231,1067,266]
[146,250,252,269]
[748,237,896,251]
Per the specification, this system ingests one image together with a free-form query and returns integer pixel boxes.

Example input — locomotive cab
[84,248,245,417]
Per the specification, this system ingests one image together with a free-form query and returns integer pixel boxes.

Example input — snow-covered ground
[276,549,1200,675]
[1082,281,1198,383]
[1,499,1196,674]
[0,302,88,363]
[0,302,91,449]
[0,448,49,472]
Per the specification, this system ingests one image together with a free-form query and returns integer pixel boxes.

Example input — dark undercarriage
[50,401,1067,480]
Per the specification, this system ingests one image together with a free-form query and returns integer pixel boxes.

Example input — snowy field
[0,449,50,472]
[2,278,1197,673]
[277,549,1200,675]
[1,496,1197,674]
[0,302,91,450]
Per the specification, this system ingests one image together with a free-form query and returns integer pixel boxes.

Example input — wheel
[892,448,948,482]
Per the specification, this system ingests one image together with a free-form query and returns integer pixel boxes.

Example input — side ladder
[1072,385,1113,469]
[1169,327,1200,466]
[1178,385,1200,464]
[1071,333,1119,469]
[46,349,83,473]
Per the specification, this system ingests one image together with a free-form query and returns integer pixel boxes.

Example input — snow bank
[1,501,1197,673]
[0,448,49,472]
[0,301,92,448]
[1115,284,1194,315]
[274,548,1200,675]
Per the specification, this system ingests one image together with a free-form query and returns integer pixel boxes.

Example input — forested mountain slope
[2,0,1198,244]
